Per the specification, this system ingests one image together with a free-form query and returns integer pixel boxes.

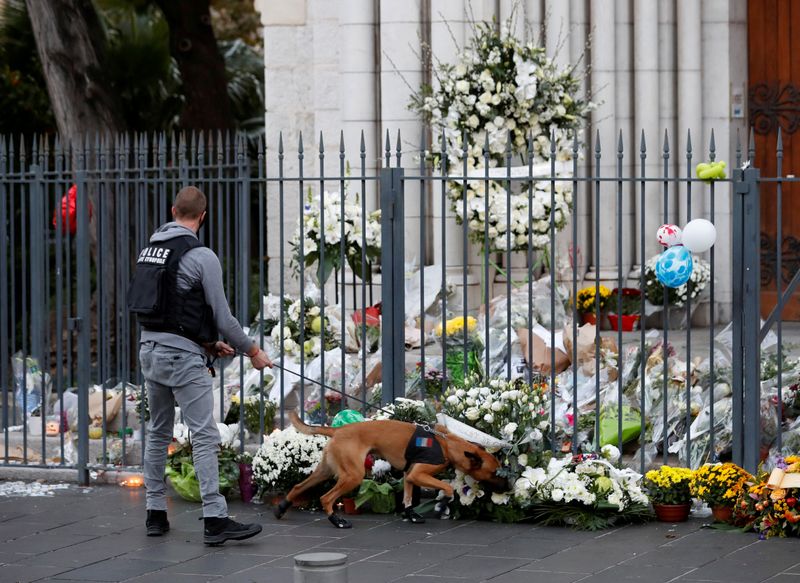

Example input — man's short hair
[173,186,207,219]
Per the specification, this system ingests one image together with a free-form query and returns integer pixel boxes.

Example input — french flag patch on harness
[415,436,433,448]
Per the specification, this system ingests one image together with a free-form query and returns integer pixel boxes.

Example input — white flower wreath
[411,20,593,252]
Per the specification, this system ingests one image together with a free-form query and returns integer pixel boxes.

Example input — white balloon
[682,219,716,253]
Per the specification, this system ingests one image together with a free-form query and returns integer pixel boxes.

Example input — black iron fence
[0,128,796,484]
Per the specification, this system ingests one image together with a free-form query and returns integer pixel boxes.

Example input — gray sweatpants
[140,341,227,518]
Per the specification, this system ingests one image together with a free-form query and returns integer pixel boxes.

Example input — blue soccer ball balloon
[655,246,693,288]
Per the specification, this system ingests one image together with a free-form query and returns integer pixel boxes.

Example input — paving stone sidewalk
[0,483,799,583]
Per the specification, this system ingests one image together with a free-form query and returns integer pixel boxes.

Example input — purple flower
[777,457,788,470]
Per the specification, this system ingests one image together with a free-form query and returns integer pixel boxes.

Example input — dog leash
[211,350,401,420]
[213,349,453,442]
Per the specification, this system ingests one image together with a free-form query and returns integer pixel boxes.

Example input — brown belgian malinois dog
[273,411,508,528]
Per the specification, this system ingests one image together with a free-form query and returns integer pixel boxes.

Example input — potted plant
[643,465,694,522]
[608,288,642,332]
[574,285,611,327]
[690,462,752,523]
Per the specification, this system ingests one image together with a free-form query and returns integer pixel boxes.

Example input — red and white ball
[656,224,683,247]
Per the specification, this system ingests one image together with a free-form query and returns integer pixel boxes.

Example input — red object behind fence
[52,185,93,235]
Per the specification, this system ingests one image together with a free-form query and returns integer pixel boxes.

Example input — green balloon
[331,409,365,427]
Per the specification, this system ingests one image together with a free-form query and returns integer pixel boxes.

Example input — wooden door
[749,0,800,321]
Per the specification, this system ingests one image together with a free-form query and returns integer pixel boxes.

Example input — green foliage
[0,0,55,134]
[2,0,264,136]
[99,0,184,132]
[166,444,239,502]
[354,479,402,513]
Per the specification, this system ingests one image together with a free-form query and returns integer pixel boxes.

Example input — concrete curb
[0,466,144,485]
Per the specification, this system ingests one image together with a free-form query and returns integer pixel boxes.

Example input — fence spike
[395,128,402,156]
[594,129,601,155]
[735,128,741,166]
[278,131,284,155]
[506,129,513,165]
[748,127,756,161]
[617,129,623,156]
[359,130,365,156]
[573,130,579,156]
[662,128,670,154]
[339,130,345,155]
[319,131,325,154]
[709,128,716,161]
[298,131,304,155]
[552,128,558,157]
[640,128,646,154]
[776,126,783,154]
[686,128,692,157]
[440,128,447,172]
[384,129,391,167]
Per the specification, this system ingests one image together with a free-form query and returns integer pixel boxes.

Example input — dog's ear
[464,451,483,469]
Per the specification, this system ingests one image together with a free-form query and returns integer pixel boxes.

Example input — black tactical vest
[127,235,217,344]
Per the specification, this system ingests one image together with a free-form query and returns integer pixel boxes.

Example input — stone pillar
[677,0,704,223]
[633,0,662,276]
[263,0,317,298]
[568,0,590,283]
[587,0,618,285]
[337,0,378,310]
[429,1,480,311]
[380,0,422,269]
[542,0,575,285]
[658,0,678,222]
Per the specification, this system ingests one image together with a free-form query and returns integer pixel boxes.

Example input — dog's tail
[289,410,336,437]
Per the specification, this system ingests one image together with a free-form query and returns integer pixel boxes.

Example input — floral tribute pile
[734,456,800,538]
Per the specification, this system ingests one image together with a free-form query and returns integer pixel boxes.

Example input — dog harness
[404,426,445,471]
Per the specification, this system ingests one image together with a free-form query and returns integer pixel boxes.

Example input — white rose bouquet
[258,295,339,359]
[291,187,381,284]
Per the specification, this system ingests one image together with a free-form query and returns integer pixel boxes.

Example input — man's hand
[211,341,235,357]
[250,349,272,371]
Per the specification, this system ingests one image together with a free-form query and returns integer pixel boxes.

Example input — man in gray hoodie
[133,186,271,545]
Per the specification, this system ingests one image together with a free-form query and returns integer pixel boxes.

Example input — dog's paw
[273,499,292,519]
[402,507,426,524]
[328,514,352,529]
[434,498,452,520]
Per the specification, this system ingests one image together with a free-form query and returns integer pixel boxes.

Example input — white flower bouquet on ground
[251,426,327,495]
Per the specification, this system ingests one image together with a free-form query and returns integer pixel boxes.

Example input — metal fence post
[75,162,91,485]
[732,166,761,473]
[29,165,46,369]
[379,167,405,404]
[742,166,761,473]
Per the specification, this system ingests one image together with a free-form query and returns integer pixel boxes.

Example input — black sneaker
[203,517,263,546]
[146,510,170,536]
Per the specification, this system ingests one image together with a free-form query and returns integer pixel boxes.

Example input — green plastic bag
[166,458,238,503]
[331,409,365,427]
[166,460,202,502]
[598,405,642,448]
[444,347,482,387]
[355,479,398,514]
